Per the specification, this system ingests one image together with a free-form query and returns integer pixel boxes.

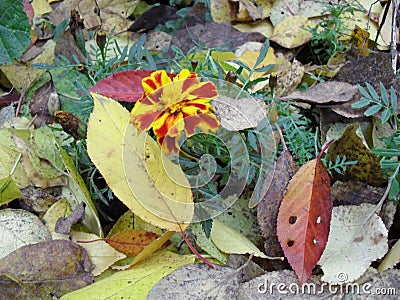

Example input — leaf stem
[181,230,215,268]
[317,139,335,161]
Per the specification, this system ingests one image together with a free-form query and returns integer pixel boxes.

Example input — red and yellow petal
[153,111,184,138]
[183,113,220,137]
[142,70,172,95]
[130,108,165,131]
[174,69,197,82]
[158,134,181,154]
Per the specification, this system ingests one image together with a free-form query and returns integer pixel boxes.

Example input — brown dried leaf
[55,202,85,234]
[29,77,57,128]
[257,149,297,268]
[327,124,383,187]
[331,181,385,206]
[282,81,358,104]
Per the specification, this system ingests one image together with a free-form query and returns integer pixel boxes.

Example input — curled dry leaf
[277,158,332,285]
[29,75,58,128]
[55,202,85,234]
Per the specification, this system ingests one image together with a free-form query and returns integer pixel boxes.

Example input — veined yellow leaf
[87,93,193,232]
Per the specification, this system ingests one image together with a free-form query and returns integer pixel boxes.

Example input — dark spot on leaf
[287,240,294,247]
[289,216,297,224]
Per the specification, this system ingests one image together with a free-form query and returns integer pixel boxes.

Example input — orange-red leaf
[107,229,168,256]
[89,70,154,102]
[277,159,332,285]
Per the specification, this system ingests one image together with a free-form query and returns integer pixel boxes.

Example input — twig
[284,0,297,16]
[391,0,398,73]
[15,80,27,117]
[275,123,288,152]
[58,93,81,100]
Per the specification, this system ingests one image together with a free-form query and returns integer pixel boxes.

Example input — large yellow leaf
[60,251,195,300]
[87,93,193,232]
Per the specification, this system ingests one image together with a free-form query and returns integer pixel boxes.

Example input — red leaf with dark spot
[277,159,332,285]
[89,70,154,102]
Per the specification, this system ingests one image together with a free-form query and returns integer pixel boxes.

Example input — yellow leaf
[106,210,135,238]
[210,0,232,23]
[341,10,389,48]
[0,40,55,92]
[71,231,126,277]
[378,238,400,272]
[60,251,195,300]
[210,220,267,258]
[87,93,193,232]
[32,0,52,15]
[270,16,313,48]
[234,19,274,38]
[236,46,276,80]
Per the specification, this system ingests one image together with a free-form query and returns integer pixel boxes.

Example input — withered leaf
[257,149,297,270]
[29,76,58,128]
[127,5,178,32]
[147,264,241,300]
[327,123,383,187]
[55,202,85,234]
[0,240,93,299]
[282,81,358,104]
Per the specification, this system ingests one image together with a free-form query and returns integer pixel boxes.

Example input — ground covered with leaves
[1,0,400,299]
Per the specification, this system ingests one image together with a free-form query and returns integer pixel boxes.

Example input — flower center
[168,101,184,114]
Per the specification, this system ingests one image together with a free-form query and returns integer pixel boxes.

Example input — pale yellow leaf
[270,16,313,48]
[32,0,52,15]
[87,93,193,232]
[234,19,274,38]
[71,231,126,276]
[210,0,232,23]
[318,204,388,283]
[210,220,267,258]
[0,209,52,260]
[60,251,195,300]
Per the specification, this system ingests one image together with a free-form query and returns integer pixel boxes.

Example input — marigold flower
[130,69,220,153]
